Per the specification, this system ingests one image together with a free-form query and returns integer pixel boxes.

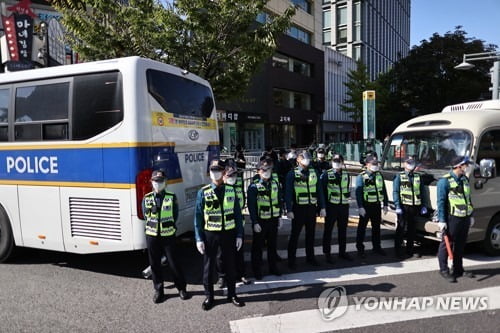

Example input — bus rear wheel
[482,216,500,256]
[0,209,15,263]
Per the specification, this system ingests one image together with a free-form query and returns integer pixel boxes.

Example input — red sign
[1,15,19,61]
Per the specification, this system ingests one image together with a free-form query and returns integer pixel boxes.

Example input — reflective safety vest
[399,172,421,206]
[293,168,318,205]
[361,171,384,203]
[254,178,281,219]
[144,191,176,237]
[235,176,245,207]
[202,184,236,231]
[326,169,350,205]
[443,174,473,217]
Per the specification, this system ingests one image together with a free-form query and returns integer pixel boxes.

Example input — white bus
[381,100,500,256]
[0,57,219,262]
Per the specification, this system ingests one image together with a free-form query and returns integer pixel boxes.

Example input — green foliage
[48,0,296,102]
[340,60,375,122]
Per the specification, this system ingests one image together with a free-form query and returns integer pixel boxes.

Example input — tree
[376,27,497,133]
[340,60,375,124]
[48,0,296,102]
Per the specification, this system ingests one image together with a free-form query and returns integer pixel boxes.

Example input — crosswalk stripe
[237,255,500,294]
[230,285,500,333]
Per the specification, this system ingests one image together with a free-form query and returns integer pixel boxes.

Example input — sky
[411,0,500,49]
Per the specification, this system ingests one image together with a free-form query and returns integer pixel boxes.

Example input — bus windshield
[382,130,472,172]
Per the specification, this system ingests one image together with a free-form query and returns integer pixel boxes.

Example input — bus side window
[0,88,9,141]
[478,130,500,173]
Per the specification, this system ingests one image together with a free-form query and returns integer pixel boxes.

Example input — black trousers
[356,202,382,252]
[438,215,470,273]
[395,205,418,254]
[204,230,237,298]
[323,203,349,255]
[217,233,246,280]
[252,218,279,275]
[288,204,317,264]
[146,235,186,292]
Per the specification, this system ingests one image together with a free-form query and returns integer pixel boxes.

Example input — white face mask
[301,158,311,167]
[210,171,222,181]
[152,181,166,192]
[332,162,342,170]
[262,170,272,179]
[406,163,416,171]
[225,176,237,185]
[369,165,379,172]
[317,153,325,159]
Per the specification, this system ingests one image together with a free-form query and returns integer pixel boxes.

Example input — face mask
[369,165,379,172]
[301,158,310,167]
[317,153,325,159]
[332,162,342,170]
[210,171,222,181]
[225,176,237,185]
[406,163,415,171]
[152,181,166,192]
[262,170,272,179]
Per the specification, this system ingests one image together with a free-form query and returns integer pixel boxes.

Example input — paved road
[1,219,499,333]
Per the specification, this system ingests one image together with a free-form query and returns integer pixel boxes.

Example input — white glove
[287,212,294,220]
[395,208,403,215]
[359,207,366,217]
[236,237,243,251]
[420,206,428,215]
[253,223,262,233]
[470,217,475,227]
[437,222,447,232]
[196,241,205,255]
[383,206,388,215]
[278,218,283,229]
[319,208,326,217]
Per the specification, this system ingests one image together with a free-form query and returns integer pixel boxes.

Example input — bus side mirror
[479,158,496,179]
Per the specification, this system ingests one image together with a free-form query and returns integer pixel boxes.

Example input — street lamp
[454,51,500,100]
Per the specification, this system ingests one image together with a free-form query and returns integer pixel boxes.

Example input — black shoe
[269,268,282,276]
[325,254,335,264]
[307,259,321,267]
[454,270,475,278]
[288,262,297,270]
[357,251,366,259]
[202,297,214,311]
[440,270,457,283]
[153,290,164,304]
[228,296,245,307]
[373,248,387,256]
[339,253,353,261]
[240,277,252,285]
[179,290,190,300]
[217,277,226,289]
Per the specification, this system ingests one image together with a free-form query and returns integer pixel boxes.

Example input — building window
[256,11,271,24]
[323,30,331,45]
[272,53,289,70]
[291,0,311,14]
[337,46,347,55]
[336,26,347,43]
[273,53,312,77]
[336,6,347,25]
[273,88,311,110]
[323,10,331,29]
[353,45,361,61]
[287,26,312,44]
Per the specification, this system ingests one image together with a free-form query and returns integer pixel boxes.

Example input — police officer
[436,156,475,283]
[248,159,283,279]
[393,157,428,258]
[360,141,378,167]
[355,155,388,258]
[285,150,326,269]
[320,154,353,264]
[142,170,188,303]
[194,159,245,310]
[313,147,330,174]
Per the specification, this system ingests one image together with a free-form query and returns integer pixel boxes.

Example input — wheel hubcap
[490,222,500,250]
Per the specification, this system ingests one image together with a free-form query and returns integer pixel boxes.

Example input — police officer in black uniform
[194,159,245,310]
[142,170,188,303]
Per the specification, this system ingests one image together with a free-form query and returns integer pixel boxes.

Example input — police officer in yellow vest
[285,150,326,269]
[393,157,428,258]
[248,159,283,279]
[436,156,475,283]
[320,153,353,264]
[194,159,245,310]
[141,170,188,303]
[355,155,388,258]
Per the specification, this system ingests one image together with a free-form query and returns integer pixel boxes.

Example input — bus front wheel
[0,208,15,263]
[482,216,500,256]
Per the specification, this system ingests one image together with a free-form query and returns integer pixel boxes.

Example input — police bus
[381,100,500,255]
[0,57,219,262]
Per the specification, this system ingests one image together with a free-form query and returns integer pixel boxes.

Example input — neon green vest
[144,191,176,237]
[444,174,473,217]
[293,168,318,205]
[235,176,245,207]
[361,171,384,203]
[399,172,422,206]
[327,169,350,205]
[202,185,236,231]
[254,178,281,219]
